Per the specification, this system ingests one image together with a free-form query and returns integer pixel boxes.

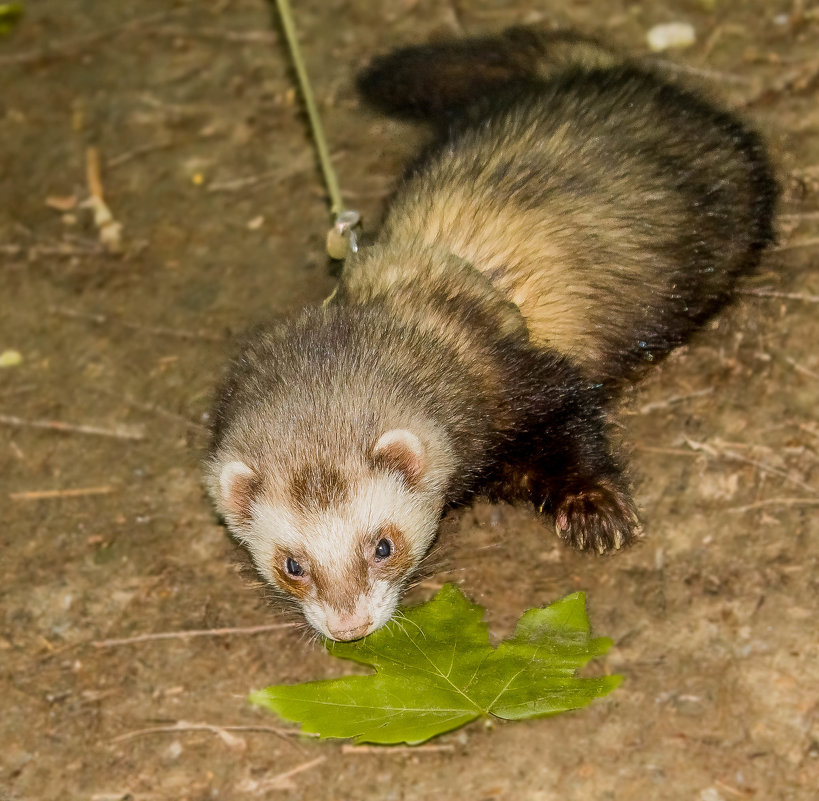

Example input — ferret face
[252,473,435,640]
[212,429,446,640]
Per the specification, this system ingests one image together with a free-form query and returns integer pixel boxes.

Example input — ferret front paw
[552,481,639,553]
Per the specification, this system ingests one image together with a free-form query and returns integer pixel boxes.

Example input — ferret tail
[356,26,620,121]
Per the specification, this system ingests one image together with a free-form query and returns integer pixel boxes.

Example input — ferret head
[209,428,447,641]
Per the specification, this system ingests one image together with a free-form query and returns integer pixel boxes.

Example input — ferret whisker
[388,614,410,639]
[394,610,426,640]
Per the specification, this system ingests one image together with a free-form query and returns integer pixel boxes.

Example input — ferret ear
[219,460,259,520]
[372,429,425,487]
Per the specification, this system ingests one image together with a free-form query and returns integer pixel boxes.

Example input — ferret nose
[327,620,372,641]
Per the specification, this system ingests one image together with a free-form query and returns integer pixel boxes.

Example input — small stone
[647,22,696,52]
[0,349,22,367]
[164,740,183,760]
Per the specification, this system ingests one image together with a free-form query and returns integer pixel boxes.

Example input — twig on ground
[9,441,26,462]
[49,305,228,342]
[93,622,296,648]
[151,26,277,44]
[736,288,819,303]
[83,147,123,253]
[646,58,754,86]
[634,445,702,457]
[342,743,455,754]
[784,356,819,380]
[107,141,175,170]
[799,423,819,441]
[0,9,181,66]
[685,438,817,495]
[9,486,113,501]
[774,236,819,252]
[0,384,37,399]
[206,170,283,194]
[1,242,104,259]
[0,413,145,441]
[91,794,138,801]
[111,720,306,749]
[237,757,326,793]
[94,387,206,433]
[728,497,819,512]
[739,55,819,108]
[778,211,819,221]
[638,387,714,415]
[205,157,313,194]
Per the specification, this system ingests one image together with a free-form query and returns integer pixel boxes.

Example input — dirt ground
[1,1,818,799]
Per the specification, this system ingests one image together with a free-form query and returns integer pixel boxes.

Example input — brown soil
[1,1,817,799]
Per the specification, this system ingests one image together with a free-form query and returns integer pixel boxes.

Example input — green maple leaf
[250,585,621,745]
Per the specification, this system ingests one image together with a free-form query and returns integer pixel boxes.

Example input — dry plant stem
[206,169,283,193]
[111,721,304,744]
[341,744,456,754]
[785,356,819,380]
[740,55,819,108]
[0,9,180,66]
[647,58,753,86]
[106,141,174,169]
[698,24,726,62]
[2,242,103,258]
[86,147,105,200]
[778,212,819,220]
[0,384,37,399]
[262,757,327,787]
[151,26,277,44]
[85,147,123,253]
[685,438,818,495]
[714,779,752,800]
[0,413,145,441]
[774,236,819,252]
[638,387,714,415]
[93,622,296,648]
[49,305,227,342]
[737,288,819,303]
[634,445,701,457]
[729,497,819,512]
[9,486,113,501]
[94,387,206,432]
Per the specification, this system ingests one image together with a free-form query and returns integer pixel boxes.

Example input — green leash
[274,0,360,260]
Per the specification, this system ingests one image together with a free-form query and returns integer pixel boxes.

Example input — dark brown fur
[374,524,417,583]
[311,555,369,613]
[227,469,262,523]
[270,547,311,602]
[355,32,776,387]
[289,461,349,512]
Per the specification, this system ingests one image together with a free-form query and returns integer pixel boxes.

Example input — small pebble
[0,349,22,367]
[164,740,183,760]
[647,22,696,52]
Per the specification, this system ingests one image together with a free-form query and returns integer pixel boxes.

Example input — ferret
[204,28,777,641]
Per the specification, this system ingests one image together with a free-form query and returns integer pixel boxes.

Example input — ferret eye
[374,538,393,560]
[285,557,304,577]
